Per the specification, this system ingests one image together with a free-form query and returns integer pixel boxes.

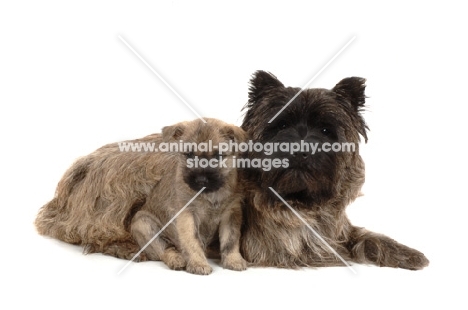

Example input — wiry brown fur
[35,118,248,275]
[239,71,429,270]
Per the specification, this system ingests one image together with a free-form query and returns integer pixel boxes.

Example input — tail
[34,197,80,244]
[35,198,61,235]
[34,158,91,244]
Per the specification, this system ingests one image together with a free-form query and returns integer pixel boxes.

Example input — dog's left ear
[332,77,368,142]
[162,123,185,141]
[219,125,248,143]
[332,77,366,109]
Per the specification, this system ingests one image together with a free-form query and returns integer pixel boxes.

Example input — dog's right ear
[162,124,185,141]
[248,70,284,104]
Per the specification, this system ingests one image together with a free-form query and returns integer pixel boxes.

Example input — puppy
[239,71,429,270]
[35,118,248,275]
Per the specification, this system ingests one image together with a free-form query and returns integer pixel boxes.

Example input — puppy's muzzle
[183,168,225,193]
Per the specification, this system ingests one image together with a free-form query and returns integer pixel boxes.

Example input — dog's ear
[332,77,368,142]
[162,123,185,141]
[248,70,284,104]
[219,125,248,143]
[332,77,366,111]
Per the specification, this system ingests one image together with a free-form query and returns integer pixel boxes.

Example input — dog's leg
[348,227,429,270]
[160,246,186,270]
[85,240,148,262]
[176,211,212,275]
[131,210,187,269]
[219,202,247,271]
[130,211,172,263]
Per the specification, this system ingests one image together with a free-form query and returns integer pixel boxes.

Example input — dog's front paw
[362,237,430,270]
[222,253,247,271]
[162,248,187,270]
[165,255,187,270]
[186,261,213,275]
[398,249,430,270]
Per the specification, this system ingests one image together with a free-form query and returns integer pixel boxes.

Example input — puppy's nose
[195,175,209,186]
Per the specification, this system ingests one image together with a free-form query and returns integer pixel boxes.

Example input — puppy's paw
[162,248,187,270]
[186,261,213,275]
[165,256,187,270]
[222,253,247,271]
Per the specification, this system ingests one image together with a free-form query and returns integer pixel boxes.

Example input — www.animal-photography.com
[1,1,466,309]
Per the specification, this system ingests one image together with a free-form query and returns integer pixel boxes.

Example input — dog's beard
[252,157,337,205]
[265,168,311,193]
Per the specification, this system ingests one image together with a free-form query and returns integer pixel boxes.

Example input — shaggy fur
[239,71,429,269]
[35,118,248,275]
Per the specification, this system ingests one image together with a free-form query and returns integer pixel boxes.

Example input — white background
[1,1,466,309]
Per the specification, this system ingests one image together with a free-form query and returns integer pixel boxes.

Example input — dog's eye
[276,121,288,130]
[185,152,195,158]
[213,152,222,159]
[321,128,333,136]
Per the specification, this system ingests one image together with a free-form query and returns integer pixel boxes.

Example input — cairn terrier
[239,71,429,270]
[35,118,248,275]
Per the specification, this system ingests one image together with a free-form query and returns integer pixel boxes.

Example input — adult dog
[239,71,429,270]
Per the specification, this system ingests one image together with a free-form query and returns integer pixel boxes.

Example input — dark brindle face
[241,71,368,204]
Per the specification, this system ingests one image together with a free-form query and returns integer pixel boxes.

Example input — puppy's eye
[213,152,222,159]
[185,152,195,159]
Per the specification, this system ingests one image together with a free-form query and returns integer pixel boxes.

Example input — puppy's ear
[162,124,185,141]
[248,70,284,104]
[332,77,369,142]
[219,125,248,143]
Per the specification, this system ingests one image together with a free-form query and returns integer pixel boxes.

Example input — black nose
[184,169,225,193]
[195,175,209,186]
[292,152,309,160]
